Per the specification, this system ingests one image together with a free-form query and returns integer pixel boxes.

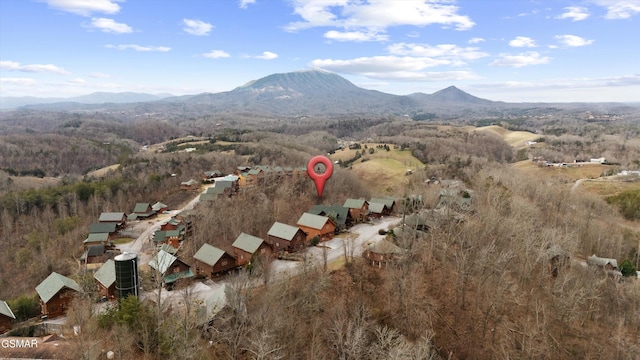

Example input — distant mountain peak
[430,85,492,105]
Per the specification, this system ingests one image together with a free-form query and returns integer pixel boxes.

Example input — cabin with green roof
[343,198,369,222]
[193,243,236,278]
[94,259,116,300]
[267,222,307,252]
[232,233,270,266]
[297,213,336,242]
[149,250,193,289]
[36,272,83,319]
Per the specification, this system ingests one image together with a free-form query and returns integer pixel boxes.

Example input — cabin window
[222,260,227,266]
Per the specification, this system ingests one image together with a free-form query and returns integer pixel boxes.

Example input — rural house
[153,229,183,249]
[364,239,403,268]
[98,212,127,228]
[0,300,15,334]
[369,197,396,215]
[80,244,117,268]
[149,249,194,289]
[94,259,116,300]
[343,198,369,222]
[267,222,307,252]
[83,232,114,250]
[202,170,223,182]
[36,272,83,319]
[367,202,388,219]
[89,222,117,237]
[309,204,352,231]
[232,232,270,266]
[152,201,168,213]
[297,212,336,242]
[193,243,237,278]
[181,179,199,191]
[132,202,156,219]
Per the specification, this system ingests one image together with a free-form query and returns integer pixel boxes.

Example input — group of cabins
[179,196,397,283]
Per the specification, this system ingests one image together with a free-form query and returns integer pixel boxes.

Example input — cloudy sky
[1,0,639,102]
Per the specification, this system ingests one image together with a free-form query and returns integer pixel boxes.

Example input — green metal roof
[89,222,117,234]
[199,193,218,202]
[98,212,125,222]
[84,232,110,243]
[267,222,300,241]
[368,202,386,214]
[205,186,225,195]
[370,197,395,209]
[297,212,330,230]
[163,269,194,284]
[309,205,348,226]
[193,243,226,267]
[343,198,367,209]
[0,300,15,319]
[36,272,82,303]
[133,202,151,213]
[149,249,178,275]
[232,233,264,254]
[158,243,178,255]
[94,259,116,288]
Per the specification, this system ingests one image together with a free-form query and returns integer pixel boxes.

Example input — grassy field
[579,178,640,197]
[511,160,609,181]
[86,164,120,178]
[330,144,424,194]
[474,125,540,148]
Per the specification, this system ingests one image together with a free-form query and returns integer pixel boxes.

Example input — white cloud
[388,43,489,62]
[555,34,594,47]
[0,60,70,74]
[255,51,278,60]
[89,17,132,33]
[310,56,452,73]
[468,37,485,44]
[203,50,231,59]
[490,52,551,67]
[557,6,590,21]
[592,0,640,19]
[44,0,122,16]
[183,19,213,36]
[0,78,37,86]
[239,0,256,9]
[509,36,537,48]
[308,56,480,81]
[324,30,388,42]
[106,44,171,52]
[359,70,480,82]
[286,0,475,38]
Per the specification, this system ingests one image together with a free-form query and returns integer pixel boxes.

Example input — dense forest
[0,107,639,359]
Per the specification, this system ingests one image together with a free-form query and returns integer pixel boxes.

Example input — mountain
[0,70,544,117]
[0,92,173,109]
[177,70,411,116]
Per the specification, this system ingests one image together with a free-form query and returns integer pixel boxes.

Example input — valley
[0,71,639,359]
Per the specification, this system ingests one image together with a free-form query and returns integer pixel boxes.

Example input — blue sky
[1,0,639,102]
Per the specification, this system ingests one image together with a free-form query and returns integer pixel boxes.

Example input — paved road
[116,185,213,262]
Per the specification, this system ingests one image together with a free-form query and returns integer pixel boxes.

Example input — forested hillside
[0,107,639,359]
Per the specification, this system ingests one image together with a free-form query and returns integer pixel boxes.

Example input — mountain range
[0,70,634,117]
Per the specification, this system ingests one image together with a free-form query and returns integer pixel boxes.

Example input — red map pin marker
[307,155,334,198]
